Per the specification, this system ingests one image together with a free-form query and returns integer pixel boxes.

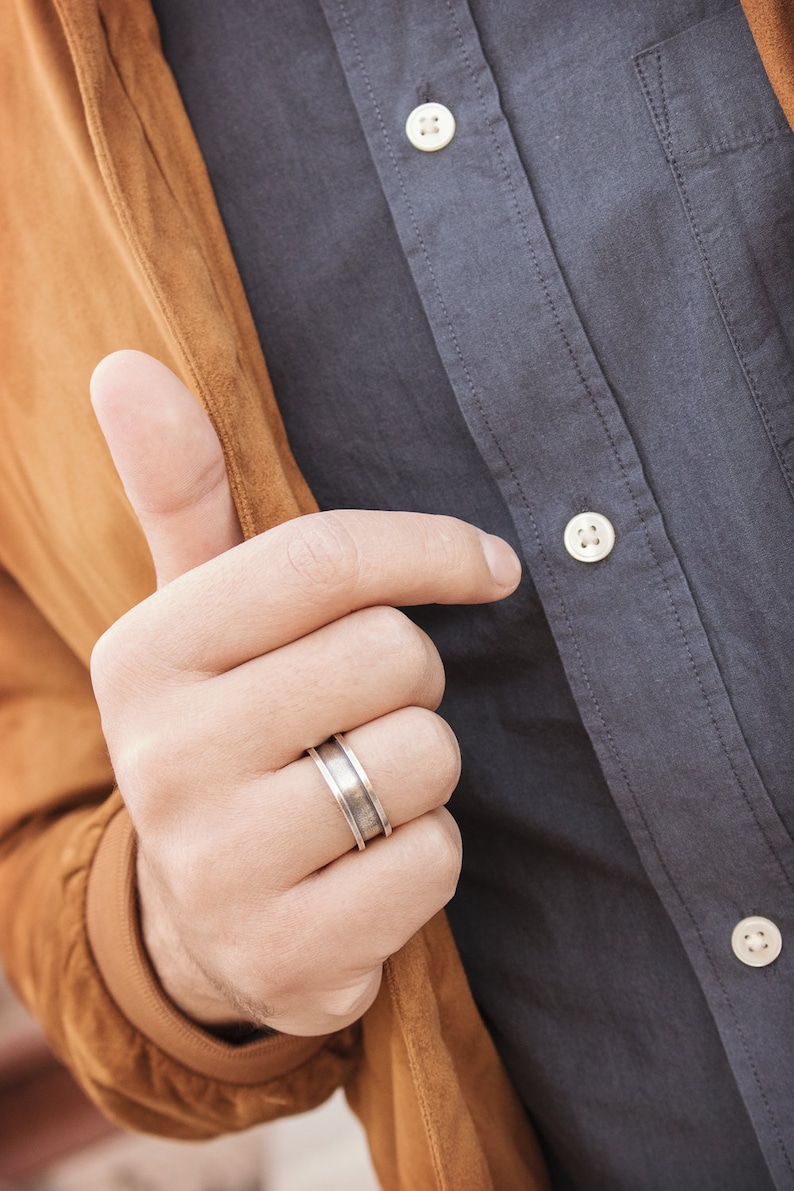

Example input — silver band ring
[307,734,392,851]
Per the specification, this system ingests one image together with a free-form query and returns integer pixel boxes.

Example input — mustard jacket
[0,3,789,1188]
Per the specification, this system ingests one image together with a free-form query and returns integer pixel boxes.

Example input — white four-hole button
[563,512,615,563]
[405,102,456,152]
[731,916,782,967]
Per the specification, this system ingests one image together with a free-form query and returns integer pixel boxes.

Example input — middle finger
[165,603,445,779]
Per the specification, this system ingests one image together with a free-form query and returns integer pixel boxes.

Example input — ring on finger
[307,733,392,851]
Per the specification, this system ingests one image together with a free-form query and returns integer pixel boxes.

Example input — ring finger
[230,704,461,885]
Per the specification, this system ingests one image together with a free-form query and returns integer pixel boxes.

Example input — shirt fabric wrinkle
[151,1,794,1186]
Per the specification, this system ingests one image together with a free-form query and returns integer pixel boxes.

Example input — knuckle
[89,619,127,701]
[114,731,171,824]
[90,602,163,705]
[282,512,362,595]
[417,809,463,901]
[355,607,443,704]
[356,605,417,663]
[112,713,203,832]
[403,707,462,802]
[400,625,444,706]
[425,515,479,583]
[355,603,408,649]
[317,972,382,1026]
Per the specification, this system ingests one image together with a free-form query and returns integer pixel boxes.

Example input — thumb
[90,350,243,587]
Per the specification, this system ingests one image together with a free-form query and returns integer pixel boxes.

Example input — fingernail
[478,532,522,590]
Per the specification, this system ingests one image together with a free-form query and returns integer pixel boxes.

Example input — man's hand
[89,351,521,1037]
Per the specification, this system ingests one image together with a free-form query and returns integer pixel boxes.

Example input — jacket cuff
[86,806,328,1083]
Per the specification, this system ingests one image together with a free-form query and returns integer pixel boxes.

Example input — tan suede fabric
[740,0,794,127]
[3,0,789,1185]
[0,2,549,1186]
[86,809,334,1086]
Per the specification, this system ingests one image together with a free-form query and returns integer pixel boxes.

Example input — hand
[89,351,521,1036]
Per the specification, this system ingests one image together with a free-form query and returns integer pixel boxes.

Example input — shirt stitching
[337,4,794,1171]
[636,49,794,503]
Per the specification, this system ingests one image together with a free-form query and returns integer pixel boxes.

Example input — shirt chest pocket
[635,5,794,502]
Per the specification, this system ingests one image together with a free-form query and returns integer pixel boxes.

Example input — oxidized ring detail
[307,733,392,851]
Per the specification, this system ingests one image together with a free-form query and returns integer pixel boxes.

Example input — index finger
[109,508,521,675]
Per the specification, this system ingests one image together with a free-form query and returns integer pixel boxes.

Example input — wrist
[135,851,253,1031]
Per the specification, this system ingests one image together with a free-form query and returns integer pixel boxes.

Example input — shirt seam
[336,3,794,1173]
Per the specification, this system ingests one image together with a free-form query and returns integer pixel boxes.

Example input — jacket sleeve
[0,0,359,1137]
[0,565,359,1138]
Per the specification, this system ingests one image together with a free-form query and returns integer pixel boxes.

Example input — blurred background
[0,973,379,1191]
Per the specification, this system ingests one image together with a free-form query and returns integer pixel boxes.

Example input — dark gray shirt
[151,2,794,1187]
